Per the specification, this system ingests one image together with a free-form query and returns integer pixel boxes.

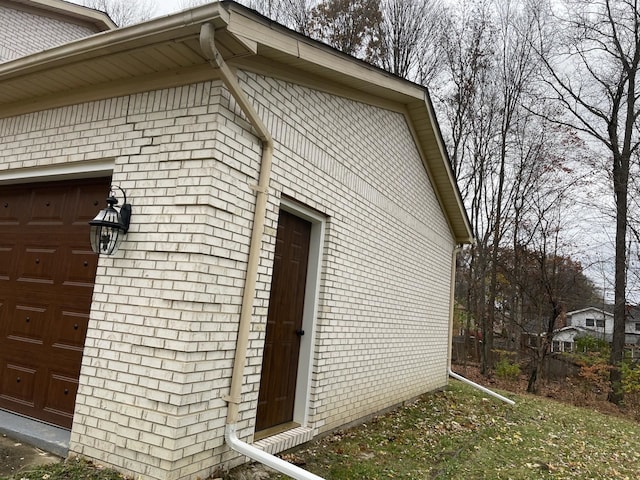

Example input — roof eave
[0,2,230,79]
[223,2,473,244]
[8,0,117,31]
[0,0,473,245]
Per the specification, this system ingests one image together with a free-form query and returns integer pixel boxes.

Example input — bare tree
[439,0,545,373]
[435,0,499,371]
[481,0,549,372]
[232,1,318,34]
[516,149,592,392]
[376,0,443,82]
[310,0,383,60]
[281,0,317,35]
[534,0,640,404]
[81,0,156,26]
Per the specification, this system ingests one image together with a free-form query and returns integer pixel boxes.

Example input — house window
[563,341,573,352]
[552,340,561,352]
[596,319,605,328]
[586,318,595,327]
[635,323,640,332]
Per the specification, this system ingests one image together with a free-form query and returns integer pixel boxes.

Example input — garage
[0,177,110,429]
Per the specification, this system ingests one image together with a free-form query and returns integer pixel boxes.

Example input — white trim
[566,307,613,318]
[278,198,325,429]
[0,159,114,185]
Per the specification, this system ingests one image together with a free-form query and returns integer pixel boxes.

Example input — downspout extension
[226,424,324,480]
[449,370,515,406]
[199,23,326,480]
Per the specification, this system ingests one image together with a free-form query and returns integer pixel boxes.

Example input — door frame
[0,159,114,185]
[276,197,325,428]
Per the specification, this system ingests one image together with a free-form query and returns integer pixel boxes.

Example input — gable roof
[554,326,640,345]
[4,0,116,31]
[566,307,614,319]
[0,0,472,244]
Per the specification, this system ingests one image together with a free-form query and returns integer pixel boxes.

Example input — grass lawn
[238,381,640,479]
[4,380,640,479]
[0,457,125,480]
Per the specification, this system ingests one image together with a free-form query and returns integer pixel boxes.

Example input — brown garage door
[0,177,110,428]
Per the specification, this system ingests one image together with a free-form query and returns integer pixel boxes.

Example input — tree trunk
[609,151,629,404]
[527,363,538,393]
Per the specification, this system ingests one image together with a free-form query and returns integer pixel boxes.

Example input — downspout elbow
[199,22,273,147]
[225,425,325,480]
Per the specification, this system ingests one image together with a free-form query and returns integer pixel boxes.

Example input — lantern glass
[89,204,125,255]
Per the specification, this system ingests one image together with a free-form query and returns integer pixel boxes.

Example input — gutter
[199,22,325,480]
[446,244,515,406]
[0,3,230,78]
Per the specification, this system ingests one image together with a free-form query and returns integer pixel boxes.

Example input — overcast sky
[67,1,203,19]
[154,0,189,16]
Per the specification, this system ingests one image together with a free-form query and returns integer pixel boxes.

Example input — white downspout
[446,244,515,406]
[449,370,515,405]
[199,23,325,480]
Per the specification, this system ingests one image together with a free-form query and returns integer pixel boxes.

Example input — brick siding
[0,72,455,479]
[0,3,99,62]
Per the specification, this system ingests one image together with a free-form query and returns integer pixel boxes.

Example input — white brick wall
[237,72,454,433]
[0,3,99,62]
[0,70,455,479]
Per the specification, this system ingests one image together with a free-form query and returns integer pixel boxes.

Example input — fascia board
[0,3,230,80]
[8,0,117,30]
[225,6,421,103]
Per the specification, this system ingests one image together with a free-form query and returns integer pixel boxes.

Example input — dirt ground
[451,362,640,421]
[0,434,61,478]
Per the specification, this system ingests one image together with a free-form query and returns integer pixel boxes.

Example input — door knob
[295,329,305,337]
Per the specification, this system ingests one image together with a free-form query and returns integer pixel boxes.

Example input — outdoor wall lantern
[89,185,132,255]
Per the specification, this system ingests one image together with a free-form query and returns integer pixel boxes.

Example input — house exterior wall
[566,308,613,335]
[626,320,640,334]
[551,329,578,353]
[0,2,100,62]
[564,308,640,342]
[242,72,455,434]
[0,71,455,480]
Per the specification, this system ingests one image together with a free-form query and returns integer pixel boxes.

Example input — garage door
[0,177,110,428]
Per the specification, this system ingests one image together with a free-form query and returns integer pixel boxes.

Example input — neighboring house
[567,307,613,335]
[551,307,640,355]
[0,2,473,479]
[0,0,114,62]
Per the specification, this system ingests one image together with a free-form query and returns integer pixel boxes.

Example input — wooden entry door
[0,177,110,428]
[256,210,311,432]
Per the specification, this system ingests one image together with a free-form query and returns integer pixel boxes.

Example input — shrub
[496,356,520,380]
[621,361,640,394]
[574,335,610,358]
[621,361,640,420]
